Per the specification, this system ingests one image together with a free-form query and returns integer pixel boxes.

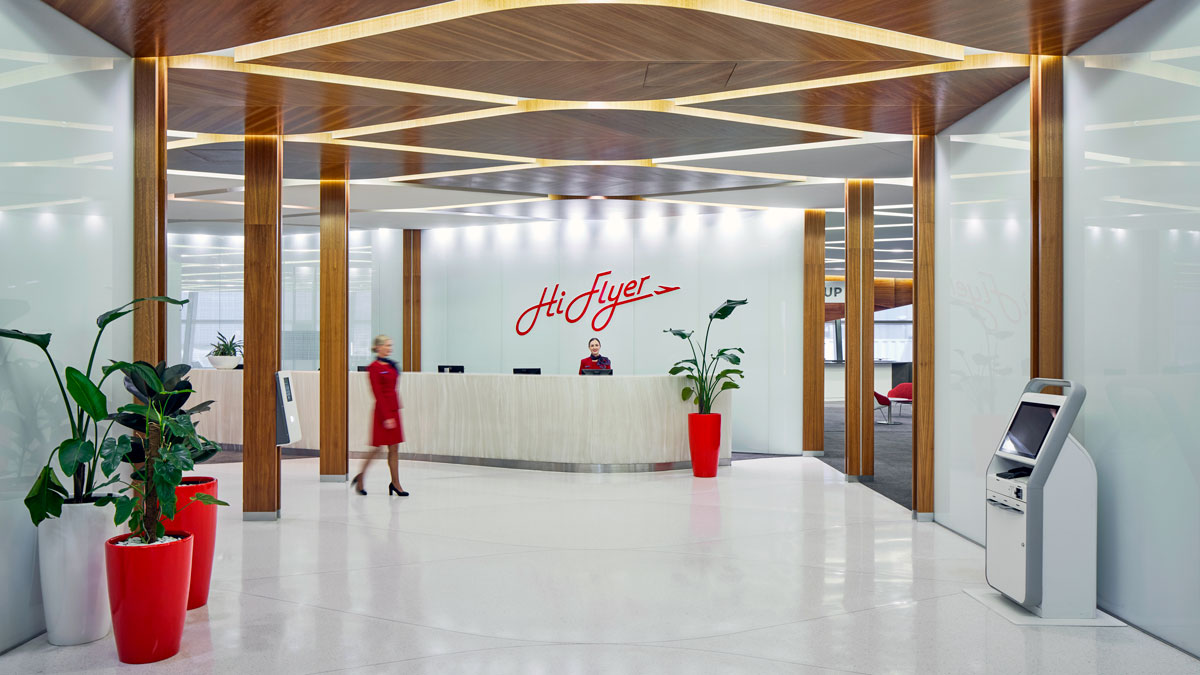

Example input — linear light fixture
[234,0,964,63]
[167,55,518,105]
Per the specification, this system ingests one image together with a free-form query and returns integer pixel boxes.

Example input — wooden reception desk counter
[187,371,732,472]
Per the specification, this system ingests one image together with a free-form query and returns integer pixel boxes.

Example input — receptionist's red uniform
[368,357,404,446]
[579,354,612,374]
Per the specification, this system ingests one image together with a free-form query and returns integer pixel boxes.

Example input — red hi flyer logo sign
[516,271,680,335]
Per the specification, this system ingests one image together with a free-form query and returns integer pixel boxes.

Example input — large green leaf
[719,381,741,392]
[716,351,743,366]
[668,365,695,376]
[65,366,107,422]
[95,296,187,330]
[24,466,66,526]
[681,386,694,402]
[663,328,693,340]
[100,436,130,476]
[57,438,95,477]
[191,493,229,507]
[111,495,136,528]
[708,298,748,321]
[0,329,51,351]
[714,368,744,381]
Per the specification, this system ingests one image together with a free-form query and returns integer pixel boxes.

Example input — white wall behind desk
[421,213,804,454]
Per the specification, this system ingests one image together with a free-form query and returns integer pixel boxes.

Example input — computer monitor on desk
[438,365,465,373]
[513,367,541,375]
[581,369,613,376]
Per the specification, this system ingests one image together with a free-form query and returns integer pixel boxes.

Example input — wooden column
[402,229,422,372]
[1030,55,1064,382]
[802,209,826,456]
[844,179,875,481]
[913,135,936,518]
[243,134,282,520]
[133,58,167,363]
[319,158,349,481]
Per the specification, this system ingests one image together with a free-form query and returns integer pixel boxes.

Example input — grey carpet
[817,402,913,510]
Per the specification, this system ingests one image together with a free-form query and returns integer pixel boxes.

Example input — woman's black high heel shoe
[389,483,409,497]
[352,473,367,496]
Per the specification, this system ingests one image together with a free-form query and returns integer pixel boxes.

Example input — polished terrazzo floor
[4,457,1198,674]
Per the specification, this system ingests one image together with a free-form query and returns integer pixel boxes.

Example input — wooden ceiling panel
[753,0,1153,54]
[168,142,517,180]
[252,6,951,65]
[166,67,500,134]
[243,59,940,101]
[40,0,445,56]
[355,109,842,160]
[43,0,1153,58]
[411,165,787,196]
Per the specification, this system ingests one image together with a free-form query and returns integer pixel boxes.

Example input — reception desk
[187,371,733,471]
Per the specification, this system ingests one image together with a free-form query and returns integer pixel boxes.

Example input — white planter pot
[38,501,117,645]
[207,355,240,369]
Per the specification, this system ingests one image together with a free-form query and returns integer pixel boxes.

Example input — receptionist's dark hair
[588,337,601,347]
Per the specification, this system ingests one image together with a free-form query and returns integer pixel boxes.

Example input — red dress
[578,354,612,374]
[368,357,404,446]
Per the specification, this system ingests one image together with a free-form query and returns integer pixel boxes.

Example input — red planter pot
[104,532,194,664]
[162,477,218,609]
[687,413,721,478]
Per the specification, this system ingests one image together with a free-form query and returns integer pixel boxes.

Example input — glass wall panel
[1064,0,1200,655]
[0,0,132,651]
[934,81,1032,543]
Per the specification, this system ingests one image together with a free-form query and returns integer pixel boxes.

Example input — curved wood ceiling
[46,0,1153,196]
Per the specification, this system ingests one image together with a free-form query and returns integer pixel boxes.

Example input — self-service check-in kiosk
[275,371,302,446]
[985,378,1097,619]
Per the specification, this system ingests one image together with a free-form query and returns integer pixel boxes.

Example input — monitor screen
[438,365,465,373]
[581,369,613,376]
[998,401,1059,460]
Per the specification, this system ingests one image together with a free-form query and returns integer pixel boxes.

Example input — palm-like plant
[102,361,225,542]
[0,296,186,525]
[207,332,242,357]
[664,299,748,414]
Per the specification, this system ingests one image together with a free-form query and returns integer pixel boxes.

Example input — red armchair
[887,383,913,417]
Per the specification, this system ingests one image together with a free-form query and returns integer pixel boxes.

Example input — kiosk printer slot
[985,378,1097,619]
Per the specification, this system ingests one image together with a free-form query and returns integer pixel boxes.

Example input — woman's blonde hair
[371,334,392,354]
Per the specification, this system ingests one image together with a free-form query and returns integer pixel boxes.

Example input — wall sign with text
[825,280,845,304]
[516,271,680,335]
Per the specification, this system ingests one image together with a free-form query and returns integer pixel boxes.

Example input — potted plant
[109,360,222,611]
[664,299,748,477]
[206,332,241,369]
[0,296,184,646]
[101,360,227,664]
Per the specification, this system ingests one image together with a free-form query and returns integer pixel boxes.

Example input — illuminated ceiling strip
[641,197,769,211]
[655,163,807,182]
[1086,113,1200,131]
[373,197,548,212]
[674,53,1029,105]
[1103,196,1200,212]
[307,136,533,163]
[167,55,519,105]
[653,135,906,163]
[330,99,862,139]
[387,163,542,182]
[234,0,963,63]
[169,196,313,210]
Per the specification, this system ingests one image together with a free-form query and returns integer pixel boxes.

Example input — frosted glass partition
[934,81,1032,542]
[1064,0,1200,656]
[0,0,133,652]
[283,232,320,371]
[167,232,245,367]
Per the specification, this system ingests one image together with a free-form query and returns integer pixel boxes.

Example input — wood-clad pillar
[912,135,936,518]
[133,58,167,363]
[844,179,875,481]
[243,134,282,520]
[802,210,826,457]
[402,230,421,372]
[1030,55,1064,382]
[319,156,349,481]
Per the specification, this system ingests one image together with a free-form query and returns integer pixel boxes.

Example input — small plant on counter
[102,361,227,542]
[663,299,748,414]
[207,332,242,357]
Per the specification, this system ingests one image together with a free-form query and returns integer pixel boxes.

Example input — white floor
[4,457,1198,674]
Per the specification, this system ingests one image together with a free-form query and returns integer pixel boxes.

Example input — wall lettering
[516,271,680,335]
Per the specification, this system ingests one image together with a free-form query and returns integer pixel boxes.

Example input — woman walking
[353,335,409,497]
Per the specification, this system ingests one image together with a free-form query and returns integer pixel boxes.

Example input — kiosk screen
[999,402,1059,459]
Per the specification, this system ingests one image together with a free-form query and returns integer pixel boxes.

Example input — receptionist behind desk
[579,337,612,374]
